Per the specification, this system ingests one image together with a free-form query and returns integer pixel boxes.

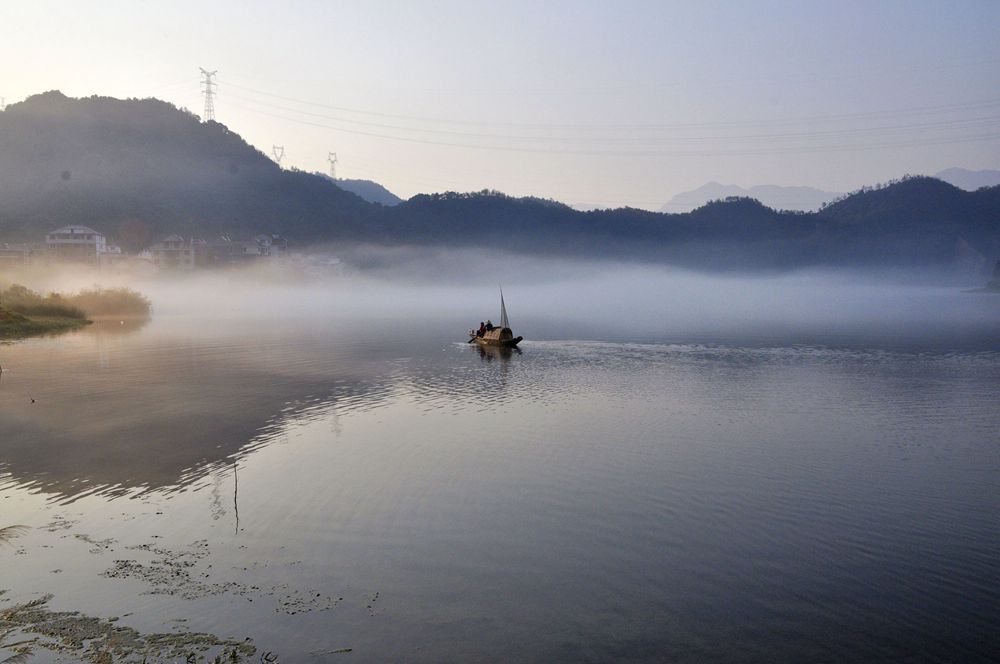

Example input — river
[1,284,999,662]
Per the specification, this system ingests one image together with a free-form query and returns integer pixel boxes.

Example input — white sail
[500,287,510,329]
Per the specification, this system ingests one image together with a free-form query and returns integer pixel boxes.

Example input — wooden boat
[470,289,523,348]
[475,326,523,347]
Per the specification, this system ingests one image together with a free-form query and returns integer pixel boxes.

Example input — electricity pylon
[199,68,217,121]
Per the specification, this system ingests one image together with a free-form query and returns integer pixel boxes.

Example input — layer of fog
[3,248,998,348]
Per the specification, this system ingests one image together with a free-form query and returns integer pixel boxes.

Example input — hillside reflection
[0,323,406,502]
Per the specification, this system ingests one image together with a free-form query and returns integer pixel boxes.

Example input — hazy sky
[2,0,998,208]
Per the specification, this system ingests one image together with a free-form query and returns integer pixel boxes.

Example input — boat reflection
[475,344,521,362]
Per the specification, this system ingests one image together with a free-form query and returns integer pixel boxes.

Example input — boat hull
[473,335,523,348]
[471,326,522,347]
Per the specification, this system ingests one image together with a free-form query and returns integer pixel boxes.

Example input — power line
[223,90,1000,145]
[218,77,1000,132]
[206,72,1000,209]
[225,99,1000,158]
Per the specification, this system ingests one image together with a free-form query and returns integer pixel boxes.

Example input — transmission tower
[199,67,217,121]
[0,97,6,112]
[327,152,338,179]
[272,145,285,166]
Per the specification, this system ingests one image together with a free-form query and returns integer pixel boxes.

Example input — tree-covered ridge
[0,91,379,250]
[0,92,998,271]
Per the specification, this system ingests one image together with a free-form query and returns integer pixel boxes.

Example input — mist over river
[1,268,999,662]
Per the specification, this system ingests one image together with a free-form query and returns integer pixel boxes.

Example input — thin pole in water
[233,462,239,536]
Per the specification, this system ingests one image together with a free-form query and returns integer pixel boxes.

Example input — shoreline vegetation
[0,284,151,339]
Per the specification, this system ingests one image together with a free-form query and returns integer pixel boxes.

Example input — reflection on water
[86,315,152,335]
[0,319,404,500]
[475,343,521,362]
[1,315,999,662]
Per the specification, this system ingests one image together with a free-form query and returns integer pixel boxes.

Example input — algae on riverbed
[0,594,256,663]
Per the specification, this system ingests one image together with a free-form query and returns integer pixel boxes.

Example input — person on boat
[485,320,494,331]
[477,322,486,337]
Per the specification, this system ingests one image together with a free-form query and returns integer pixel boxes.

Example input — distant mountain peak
[662,182,841,213]
[934,168,1000,191]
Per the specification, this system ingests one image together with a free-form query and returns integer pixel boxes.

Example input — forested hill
[381,182,999,269]
[0,91,378,250]
[1,92,998,271]
[816,177,1000,266]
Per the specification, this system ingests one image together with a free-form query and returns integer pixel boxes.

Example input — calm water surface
[1,313,999,662]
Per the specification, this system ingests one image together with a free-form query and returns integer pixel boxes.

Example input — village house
[45,225,107,264]
[149,235,202,270]
[144,234,287,269]
[203,235,288,267]
[253,234,288,258]
[204,238,256,266]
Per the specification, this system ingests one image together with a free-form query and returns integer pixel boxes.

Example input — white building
[45,225,107,264]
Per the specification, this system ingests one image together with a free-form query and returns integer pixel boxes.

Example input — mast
[500,287,510,329]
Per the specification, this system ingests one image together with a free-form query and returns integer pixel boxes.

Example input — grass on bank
[0,307,90,338]
[0,284,151,338]
[67,286,152,317]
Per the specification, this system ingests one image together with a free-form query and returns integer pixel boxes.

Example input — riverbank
[0,307,91,338]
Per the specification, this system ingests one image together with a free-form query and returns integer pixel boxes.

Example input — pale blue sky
[2,0,998,208]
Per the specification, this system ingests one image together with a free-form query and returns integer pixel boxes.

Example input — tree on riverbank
[0,284,85,319]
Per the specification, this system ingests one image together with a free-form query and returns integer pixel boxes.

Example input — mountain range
[660,169,1000,214]
[1,91,998,273]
